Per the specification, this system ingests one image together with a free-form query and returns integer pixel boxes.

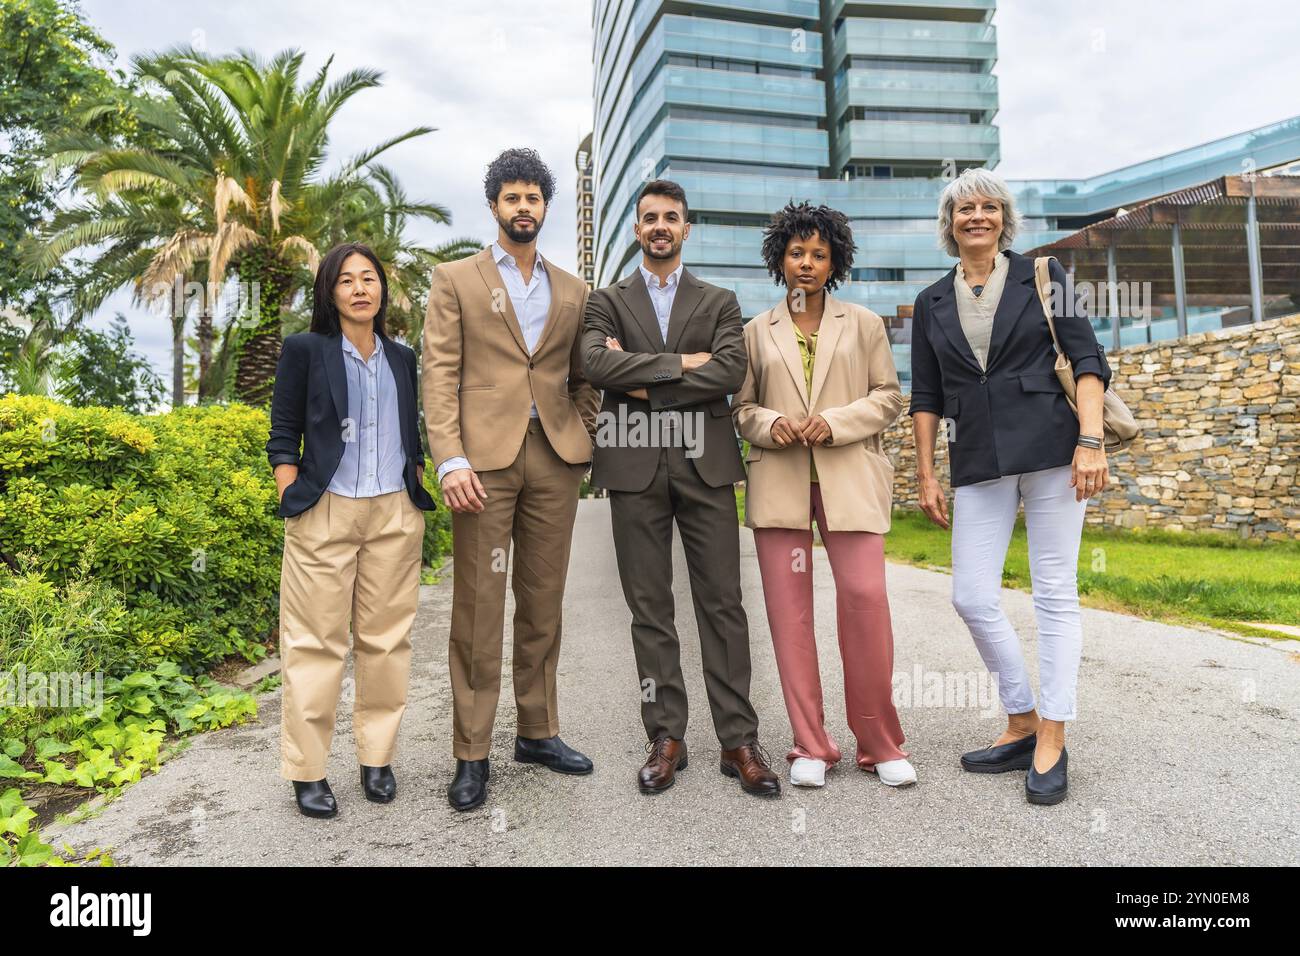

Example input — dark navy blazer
[266,331,438,518]
[908,250,1111,487]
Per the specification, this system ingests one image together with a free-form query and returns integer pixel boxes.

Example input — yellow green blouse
[792,322,819,482]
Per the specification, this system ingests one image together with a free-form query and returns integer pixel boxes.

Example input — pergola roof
[1027,170,1300,304]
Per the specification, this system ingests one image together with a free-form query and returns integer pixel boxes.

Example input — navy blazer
[909,250,1111,487]
[266,331,438,518]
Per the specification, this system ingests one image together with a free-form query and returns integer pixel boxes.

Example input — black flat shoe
[514,735,594,775]
[960,733,1036,773]
[293,779,338,819]
[360,764,396,803]
[447,758,489,812]
[1026,746,1068,805]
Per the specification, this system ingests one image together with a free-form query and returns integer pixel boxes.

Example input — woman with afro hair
[732,201,914,789]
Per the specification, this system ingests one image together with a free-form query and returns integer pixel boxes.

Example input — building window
[666,52,814,79]
[847,107,976,125]
[668,106,820,129]
[847,56,980,74]
[851,268,904,282]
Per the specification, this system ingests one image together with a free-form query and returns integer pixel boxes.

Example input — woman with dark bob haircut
[266,241,437,819]
[733,202,915,790]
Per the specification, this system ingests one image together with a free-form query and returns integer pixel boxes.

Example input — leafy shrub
[0,396,281,669]
[420,468,452,568]
[0,562,130,740]
[1,659,254,867]
[1,395,455,673]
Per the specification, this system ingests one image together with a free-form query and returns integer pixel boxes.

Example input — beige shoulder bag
[1033,256,1140,452]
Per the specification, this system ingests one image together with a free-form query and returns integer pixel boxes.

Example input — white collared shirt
[638,262,683,342]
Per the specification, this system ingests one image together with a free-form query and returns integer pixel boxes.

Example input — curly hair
[484,148,556,206]
[760,201,856,290]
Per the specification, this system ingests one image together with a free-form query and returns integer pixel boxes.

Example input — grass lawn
[886,510,1300,638]
[736,486,1299,638]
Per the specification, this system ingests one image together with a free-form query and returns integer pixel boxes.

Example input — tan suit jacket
[733,293,904,533]
[422,247,600,472]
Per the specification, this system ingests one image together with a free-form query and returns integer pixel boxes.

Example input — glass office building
[589,0,1300,384]
[575,132,596,288]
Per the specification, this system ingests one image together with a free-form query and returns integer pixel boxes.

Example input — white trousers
[951,464,1088,721]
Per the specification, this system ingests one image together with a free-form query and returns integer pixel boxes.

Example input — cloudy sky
[76,0,1299,386]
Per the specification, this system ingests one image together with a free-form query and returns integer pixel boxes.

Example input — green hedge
[0,396,284,671]
[0,395,453,674]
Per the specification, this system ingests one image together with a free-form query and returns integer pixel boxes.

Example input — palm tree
[7,314,61,396]
[345,164,481,345]
[29,46,464,405]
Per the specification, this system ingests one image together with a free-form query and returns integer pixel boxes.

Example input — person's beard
[499,209,544,244]
[640,230,680,260]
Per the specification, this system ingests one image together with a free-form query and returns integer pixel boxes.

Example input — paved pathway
[47,500,1299,865]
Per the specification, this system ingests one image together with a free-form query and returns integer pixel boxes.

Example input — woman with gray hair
[908,167,1112,805]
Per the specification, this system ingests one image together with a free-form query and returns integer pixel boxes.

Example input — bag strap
[1033,255,1065,356]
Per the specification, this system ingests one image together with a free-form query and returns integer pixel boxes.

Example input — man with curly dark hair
[734,201,914,790]
[422,148,601,811]
[481,147,556,232]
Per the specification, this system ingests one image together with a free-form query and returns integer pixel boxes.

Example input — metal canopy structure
[1026,168,1300,346]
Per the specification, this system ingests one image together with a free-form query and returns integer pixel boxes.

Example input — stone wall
[882,314,1300,541]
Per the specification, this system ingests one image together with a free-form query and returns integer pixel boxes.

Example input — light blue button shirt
[437,242,552,483]
[638,262,683,343]
[328,334,406,499]
[494,240,551,359]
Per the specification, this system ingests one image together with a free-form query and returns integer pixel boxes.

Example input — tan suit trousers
[279,490,425,780]
[449,420,586,760]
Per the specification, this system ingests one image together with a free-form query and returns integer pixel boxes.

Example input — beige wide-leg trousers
[279,490,425,780]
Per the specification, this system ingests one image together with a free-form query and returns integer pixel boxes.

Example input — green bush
[0,563,130,740]
[0,396,281,670]
[0,395,455,673]
[420,468,452,568]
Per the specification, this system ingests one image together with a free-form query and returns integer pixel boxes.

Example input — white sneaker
[789,757,827,787]
[873,758,918,787]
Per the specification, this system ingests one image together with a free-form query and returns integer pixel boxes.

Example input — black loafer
[293,779,338,819]
[960,733,1036,773]
[1026,746,1068,805]
[360,764,396,803]
[514,735,594,775]
[447,758,489,812]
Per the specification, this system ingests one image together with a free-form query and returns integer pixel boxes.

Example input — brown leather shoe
[638,736,688,794]
[720,741,781,797]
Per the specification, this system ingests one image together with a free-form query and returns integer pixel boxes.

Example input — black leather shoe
[960,733,1036,773]
[447,758,489,812]
[514,735,594,775]
[1026,746,1068,805]
[293,779,338,819]
[360,764,396,803]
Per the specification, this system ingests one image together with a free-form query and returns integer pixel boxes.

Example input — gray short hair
[937,167,1022,258]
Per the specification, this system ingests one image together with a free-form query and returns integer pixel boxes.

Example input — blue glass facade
[590,0,1300,385]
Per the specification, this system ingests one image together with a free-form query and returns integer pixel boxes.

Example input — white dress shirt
[638,261,683,343]
[437,242,552,482]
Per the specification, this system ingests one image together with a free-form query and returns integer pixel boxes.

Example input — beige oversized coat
[732,293,904,533]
